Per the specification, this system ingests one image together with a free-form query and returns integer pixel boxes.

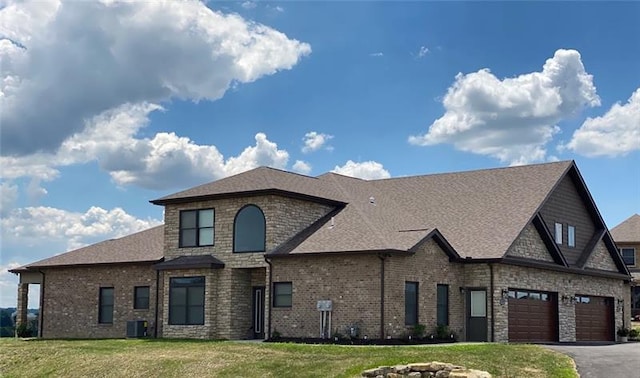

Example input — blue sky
[0,0,638,307]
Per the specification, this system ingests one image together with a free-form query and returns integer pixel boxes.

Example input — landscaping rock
[361,362,491,378]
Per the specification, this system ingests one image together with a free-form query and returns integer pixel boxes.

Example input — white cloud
[1,206,161,251]
[241,1,256,9]
[562,88,640,157]
[0,0,311,156]
[0,103,291,190]
[409,49,600,165]
[332,160,391,180]
[369,52,384,57]
[0,206,159,308]
[302,131,334,153]
[292,160,312,175]
[0,182,18,216]
[418,46,429,58]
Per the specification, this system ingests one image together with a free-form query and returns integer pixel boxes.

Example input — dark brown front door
[508,289,558,342]
[466,289,488,342]
[575,295,614,342]
[252,286,265,339]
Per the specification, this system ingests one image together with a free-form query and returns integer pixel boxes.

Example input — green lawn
[0,338,577,378]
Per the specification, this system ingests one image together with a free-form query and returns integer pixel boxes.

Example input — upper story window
[180,209,214,247]
[567,225,576,247]
[554,223,563,244]
[233,205,266,253]
[621,248,636,266]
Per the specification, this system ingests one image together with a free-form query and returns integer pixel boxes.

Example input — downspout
[154,268,160,338]
[489,263,495,342]
[265,256,273,339]
[38,270,45,338]
[378,254,387,340]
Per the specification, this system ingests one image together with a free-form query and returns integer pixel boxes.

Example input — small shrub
[16,323,33,338]
[411,324,426,338]
[271,329,281,340]
[628,328,639,339]
[435,324,450,339]
[617,327,630,337]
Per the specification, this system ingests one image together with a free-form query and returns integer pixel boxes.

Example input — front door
[252,286,265,339]
[467,289,488,342]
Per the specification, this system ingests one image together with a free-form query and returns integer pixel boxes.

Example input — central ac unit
[126,320,148,338]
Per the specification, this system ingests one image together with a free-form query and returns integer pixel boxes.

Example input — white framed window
[554,223,563,244]
[621,248,636,266]
[568,225,575,247]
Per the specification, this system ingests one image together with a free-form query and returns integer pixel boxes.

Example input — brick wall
[41,264,157,339]
[384,240,465,339]
[270,239,467,340]
[270,254,382,338]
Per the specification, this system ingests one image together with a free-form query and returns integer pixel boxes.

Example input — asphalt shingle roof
[151,166,347,205]
[611,214,640,243]
[11,161,577,270]
[10,226,164,272]
[281,161,573,259]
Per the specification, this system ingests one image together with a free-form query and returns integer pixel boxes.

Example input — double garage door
[508,290,614,342]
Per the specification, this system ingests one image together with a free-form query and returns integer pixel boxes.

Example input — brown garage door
[575,295,614,342]
[508,289,558,342]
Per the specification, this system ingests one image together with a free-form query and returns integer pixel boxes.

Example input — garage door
[508,289,558,342]
[575,295,614,342]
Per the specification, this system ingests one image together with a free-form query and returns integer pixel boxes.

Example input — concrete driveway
[545,343,640,377]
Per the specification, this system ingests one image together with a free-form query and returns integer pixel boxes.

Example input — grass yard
[0,338,576,378]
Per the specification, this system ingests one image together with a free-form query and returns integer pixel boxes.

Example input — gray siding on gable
[540,174,596,266]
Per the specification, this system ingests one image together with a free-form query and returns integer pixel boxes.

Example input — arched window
[233,205,266,253]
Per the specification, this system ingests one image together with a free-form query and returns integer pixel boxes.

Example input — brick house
[10,161,632,342]
[610,214,640,318]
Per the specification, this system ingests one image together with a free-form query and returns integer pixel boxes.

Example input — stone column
[15,283,29,337]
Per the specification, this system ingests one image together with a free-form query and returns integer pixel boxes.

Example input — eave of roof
[153,255,225,270]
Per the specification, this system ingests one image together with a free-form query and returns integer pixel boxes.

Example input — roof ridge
[373,160,575,183]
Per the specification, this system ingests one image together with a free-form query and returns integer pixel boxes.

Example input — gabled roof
[151,166,347,205]
[272,161,573,259]
[9,226,164,273]
[611,214,640,243]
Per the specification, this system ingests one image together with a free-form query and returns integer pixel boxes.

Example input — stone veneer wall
[159,194,331,339]
[41,264,157,338]
[270,254,382,338]
[163,195,334,266]
[384,239,465,339]
[585,240,618,271]
[160,267,268,339]
[161,268,219,339]
[506,224,554,262]
[493,264,629,342]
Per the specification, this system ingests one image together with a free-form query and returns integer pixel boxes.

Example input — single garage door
[508,289,558,342]
[575,295,614,342]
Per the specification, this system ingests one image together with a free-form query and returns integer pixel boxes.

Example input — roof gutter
[264,256,273,340]
[154,268,160,338]
[378,253,388,340]
[150,189,346,207]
